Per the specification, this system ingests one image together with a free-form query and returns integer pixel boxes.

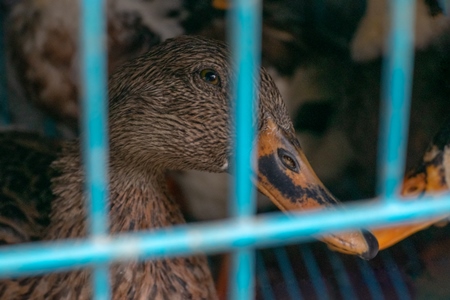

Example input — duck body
[1,139,216,299]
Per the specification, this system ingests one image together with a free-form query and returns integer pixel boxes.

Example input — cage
[1,0,450,299]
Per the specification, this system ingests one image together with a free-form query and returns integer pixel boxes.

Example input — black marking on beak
[258,153,338,206]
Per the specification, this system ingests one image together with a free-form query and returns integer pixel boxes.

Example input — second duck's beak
[255,120,379,260]
[372,146,450,250]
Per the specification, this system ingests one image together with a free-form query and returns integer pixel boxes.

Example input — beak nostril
[282,155,295,169]
[407,186,418,193]
[277,148,300,173]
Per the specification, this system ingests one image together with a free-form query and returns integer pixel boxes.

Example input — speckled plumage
[0,35,293,299]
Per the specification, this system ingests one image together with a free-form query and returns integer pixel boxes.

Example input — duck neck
[108,158,186,234]
[47,142,185,240]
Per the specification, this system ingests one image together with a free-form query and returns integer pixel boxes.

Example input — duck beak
[255,120,379,259]
[372,146,449,250]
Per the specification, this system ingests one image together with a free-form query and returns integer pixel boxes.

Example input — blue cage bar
[80,0,110,298]
[377,0,416,200]
[1,0,450,299]
[228,0,261,298]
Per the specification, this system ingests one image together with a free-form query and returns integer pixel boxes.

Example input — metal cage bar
[228,0,262,298]
[2,196,450,278]
[377,0,416,200]
[1,1,450,300]
[273,247,303,299]
[80,0,110,298]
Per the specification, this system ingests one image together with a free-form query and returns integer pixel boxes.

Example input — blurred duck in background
[373,117,450,250]
[4,0,185,133]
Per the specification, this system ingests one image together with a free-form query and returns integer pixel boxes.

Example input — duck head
[107,35,378,259]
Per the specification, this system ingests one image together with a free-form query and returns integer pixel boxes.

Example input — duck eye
[200,69,220,85]
[277,149,299,173]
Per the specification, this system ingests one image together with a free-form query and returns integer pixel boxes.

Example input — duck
[0,36,378,299]
[372,117,450,250]
[350,0,449,62]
